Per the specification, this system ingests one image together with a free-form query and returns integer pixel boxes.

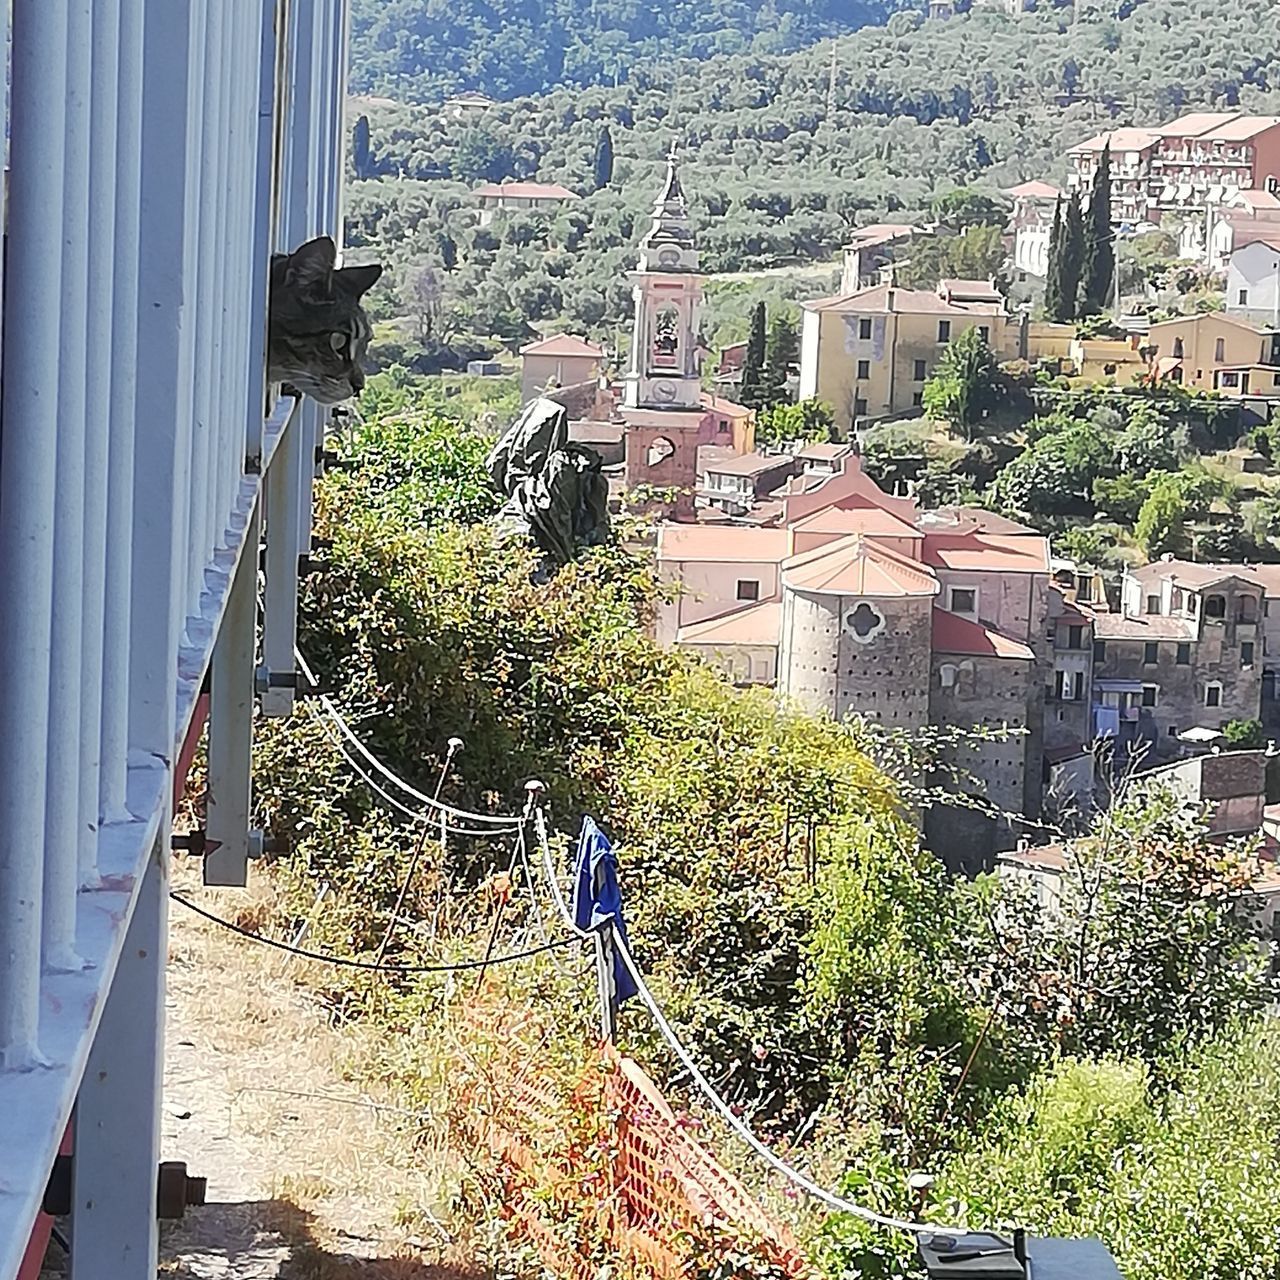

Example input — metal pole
[595,925,618,1043]
[260,406,304,716]
[43,0,94,972]
[71,837,168,1280]
[204,497,263,888]
[99,0,146,823]
[0,0,69,1067]
[79,0,123,885]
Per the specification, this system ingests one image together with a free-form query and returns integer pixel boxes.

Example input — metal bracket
[42,1154,73,1217]
[171,830,221,859]
[248,829,286,860]
[156,1161,207,1221]
[254,665,297,694]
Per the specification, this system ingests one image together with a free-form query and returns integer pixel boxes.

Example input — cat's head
[268,236,382,404]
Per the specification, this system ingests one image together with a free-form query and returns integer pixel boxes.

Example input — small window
[854,396,868,417]
[950,587,977,615]
[1094,639,1106,662]
[1146,594,1161,615]
[1189,595,1199,616]
[1171,586,1184,610]
[1176,642,1192,665]
[736,579,760,602]
[1173,337,1185,358]
[1144,641,1159,665]
[912,391,923,407]
[1141,684,1158,708]
[1054,670,1081,702]
[938,320,951,343]
[1205,683,1223,708]
[913,359,927,381]
[857,359,871,379]
[939,663,957,689]
[1215,337,1226,362]
[1221,371,1240,388]
[858,317,872,340]
[978,325,990,343]
[1168,725,1179,737]
[1205,594,1227,619]
[1243,641,1256,667]
[1067,624,1084,650]
[1239,288,1249,305]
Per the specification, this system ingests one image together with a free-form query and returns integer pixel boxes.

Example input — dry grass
[155,856,500,1279]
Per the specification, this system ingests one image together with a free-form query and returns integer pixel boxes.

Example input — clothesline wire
[170,891,578,973]
[305,701,521,837]
[293,646,520,829]
[530,810,959,1240]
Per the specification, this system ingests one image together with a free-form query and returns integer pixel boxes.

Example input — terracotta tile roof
[796,442,853,462]
[1005,180,1061,200]
[702,451,796,478]
[1158,111,1242,138]
[1230,190,1280,212]
[676,599,782,647]
[1089,612,1199,641]
[1201,115,1280,142]
[700,392,752,418]
[932,609,1035,661]
[783,534,939,598]
[1069,127,1160,154]
[791,505,922,541]
[803,283,1006,317]
[920,531,1051,574]
[940,278,1003,303]
[474,181,577,200]
[520,333,603,358]
[920,507,1036,536]
[1129,560,1260,591]
[658,524,790,564]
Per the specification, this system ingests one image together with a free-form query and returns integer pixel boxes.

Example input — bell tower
[621,145,709,521]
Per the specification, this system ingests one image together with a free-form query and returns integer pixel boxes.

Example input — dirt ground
[32,861,491,1279]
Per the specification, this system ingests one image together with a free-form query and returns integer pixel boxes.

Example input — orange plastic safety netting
[458,1002,812,1279]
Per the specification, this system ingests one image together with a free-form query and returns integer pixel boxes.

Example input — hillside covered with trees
[345,0,1280,370]
[350,0,917,102]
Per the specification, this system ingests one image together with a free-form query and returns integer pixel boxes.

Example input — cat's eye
[329,332,347,352]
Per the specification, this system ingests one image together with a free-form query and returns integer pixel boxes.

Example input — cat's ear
[285,237,337,295]
[335,262,383,299]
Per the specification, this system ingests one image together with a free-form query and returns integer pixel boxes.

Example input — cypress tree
[353,114,372,179]
[593,125,615,191]
[1043,197,1066,322]
[740,301,767,407]
[762,315,799,407]
[1061,194,1086,321]
[1081,143,1115,316]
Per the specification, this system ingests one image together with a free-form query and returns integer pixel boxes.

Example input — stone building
[1086,559,1267,761]
[654,454,1054,864]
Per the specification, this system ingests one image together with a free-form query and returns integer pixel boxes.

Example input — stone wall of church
[780,589,933,728]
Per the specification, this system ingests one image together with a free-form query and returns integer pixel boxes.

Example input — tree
[1135,473,1189,558]
[1046,194,1085,322]
[739,301,768,408]
[353,114,373,179]
[754,399,834,445]
[1043,198,1067,322]
[403,263,444,342]
[593,125,615,191]
[921,326,1002,441]
[761,314,798,407]
[1081,143,1115,316]
[1223,718,1265,750]
[439,233,458,272]
[929,186,1009,230]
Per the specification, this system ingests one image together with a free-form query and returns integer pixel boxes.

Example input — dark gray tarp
[487,396,611,569]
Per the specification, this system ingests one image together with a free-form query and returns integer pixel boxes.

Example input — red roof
[783,535,939,598]
[921,531,1051,574]
[1005,180,1061,200]
[474,181,577,200]
[676,599,782,647]
[931,609,1035,661]
[519,333,603,359]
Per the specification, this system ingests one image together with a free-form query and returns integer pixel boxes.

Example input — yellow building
[1147,312,1280,393]
[798,280,1025,432]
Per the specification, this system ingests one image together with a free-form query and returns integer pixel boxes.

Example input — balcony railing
[0,2,348,1277]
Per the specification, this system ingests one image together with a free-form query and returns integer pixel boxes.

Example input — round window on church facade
[843,600,885,644]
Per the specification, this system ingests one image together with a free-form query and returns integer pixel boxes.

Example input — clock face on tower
[658,247,681,268]
[652,379,677,403]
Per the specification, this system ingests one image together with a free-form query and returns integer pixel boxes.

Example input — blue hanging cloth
[571,816,639,1005]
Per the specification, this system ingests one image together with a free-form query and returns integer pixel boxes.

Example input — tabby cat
[268,236,382,404]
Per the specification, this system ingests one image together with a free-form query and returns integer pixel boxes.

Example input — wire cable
[305,701,522,837]
[609,931,957,1237]
[293,646,521,830]
[170,892,578,973]
[529,807,958,1239]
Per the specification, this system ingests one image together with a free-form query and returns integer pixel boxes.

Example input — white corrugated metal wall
[0,1,350,1275]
